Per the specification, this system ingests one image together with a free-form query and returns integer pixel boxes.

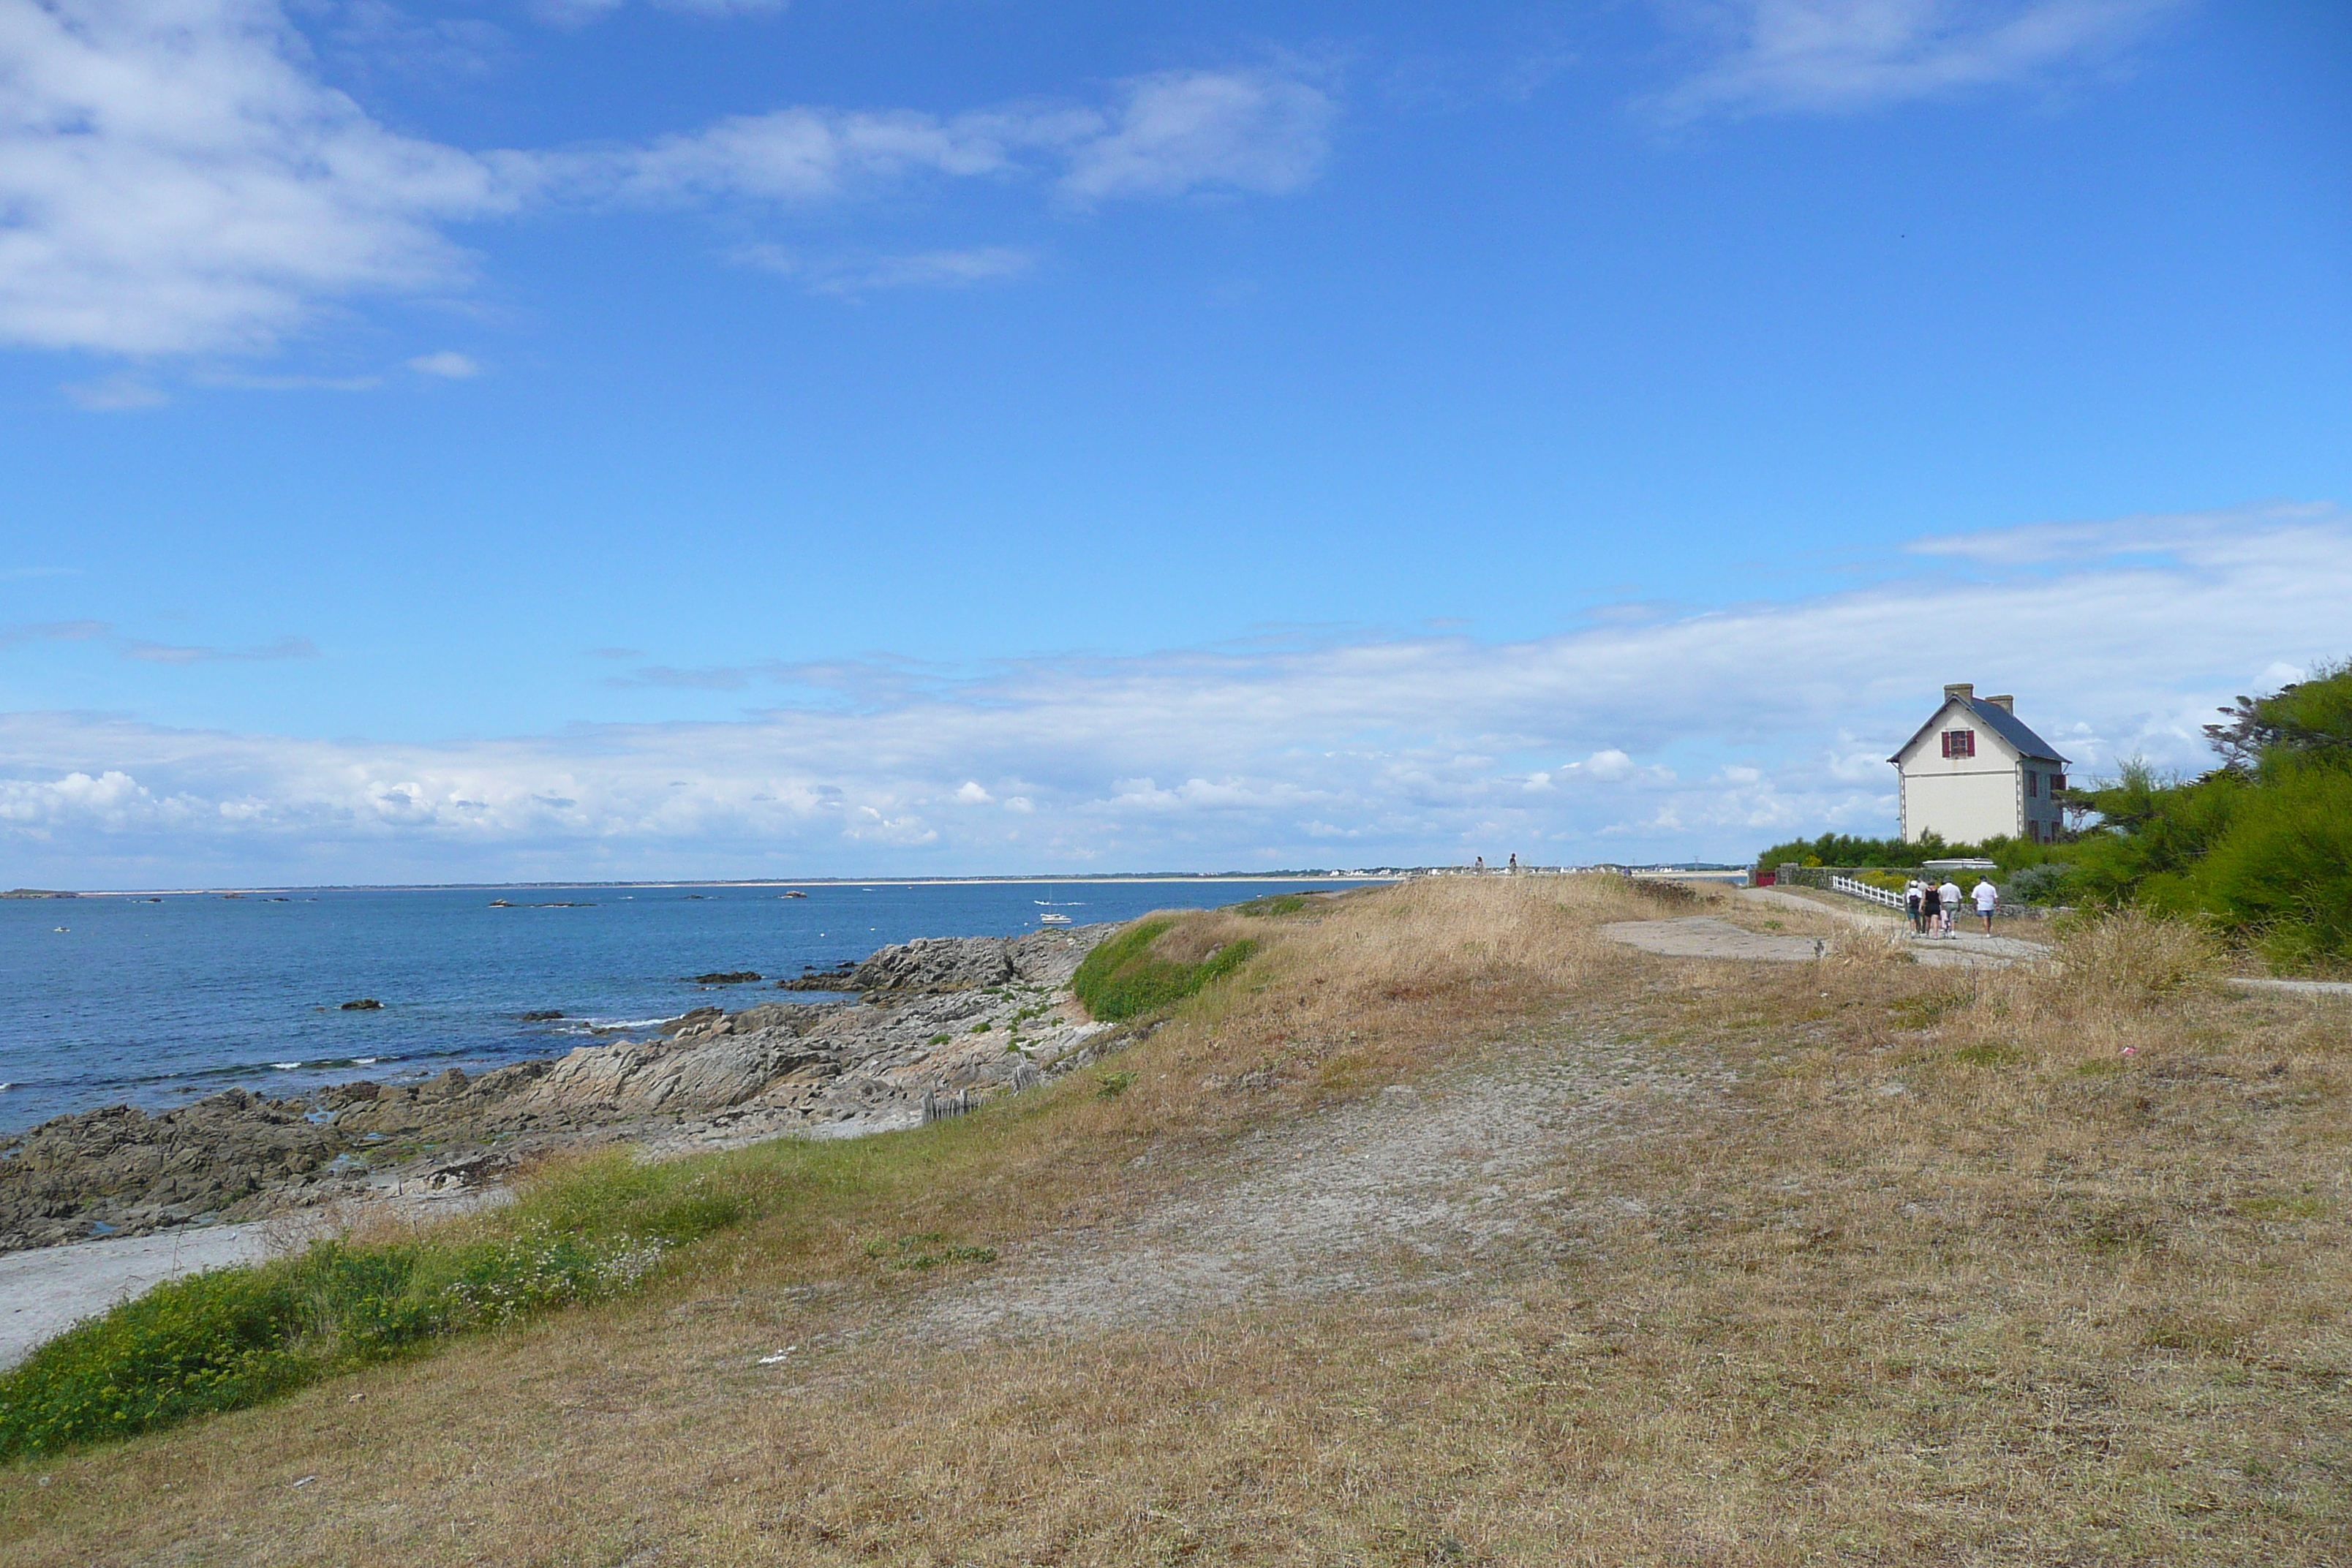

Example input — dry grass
[3,876,2346,1565]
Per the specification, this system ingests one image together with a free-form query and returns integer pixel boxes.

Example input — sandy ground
[0,1224,287,1370]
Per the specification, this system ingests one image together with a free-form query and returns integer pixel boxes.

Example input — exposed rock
[845,927,1104,994]
[0,1090,347,1252]
[520,1009,564,1022]
[340,998,383,1011]
[848,936,1015,992]
[691,971,762,984]
[778,965,859,992]
[1,921,1124,1254]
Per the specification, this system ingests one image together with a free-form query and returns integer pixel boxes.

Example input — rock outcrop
[0,1090,347,1252]
[0,922,1123,1254]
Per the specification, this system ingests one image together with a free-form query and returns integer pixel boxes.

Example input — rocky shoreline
[0,924,1120,1256]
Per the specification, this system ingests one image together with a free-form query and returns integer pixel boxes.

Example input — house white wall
[1901,764,2022,844]
[1897,697,2018,843]
[1892,689,2070,845]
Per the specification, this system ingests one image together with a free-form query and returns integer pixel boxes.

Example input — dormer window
[1940,730,1975,758]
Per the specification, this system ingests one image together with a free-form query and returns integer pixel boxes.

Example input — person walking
[1972,875,1999,935]
[1905,878,1923,933]
[1921,878,1942,937]
[1938,875,1963,938]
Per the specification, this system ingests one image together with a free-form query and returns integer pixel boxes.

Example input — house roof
[1888,696,2068,764]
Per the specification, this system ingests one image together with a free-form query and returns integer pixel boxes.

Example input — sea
[0,878,1374,1137]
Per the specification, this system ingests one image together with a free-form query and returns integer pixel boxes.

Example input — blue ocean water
[0,879,1368,1136]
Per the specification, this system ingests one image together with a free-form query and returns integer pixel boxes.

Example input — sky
[1,0,2348,886]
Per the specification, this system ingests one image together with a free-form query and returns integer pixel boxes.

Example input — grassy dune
[2,876,2346,1565]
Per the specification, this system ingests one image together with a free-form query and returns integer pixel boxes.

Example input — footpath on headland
[8,874,2346,1566]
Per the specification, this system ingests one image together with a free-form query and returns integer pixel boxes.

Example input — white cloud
[0,0,512,355]
[729,244,1038,297]
[1656,0,2181,118]
[1564,747,1636,782]
[1058,69,1336,202]
[405,349,480,377]
[0,7,1333,359]
[532,70,1333,211]
[4,502,2340,883]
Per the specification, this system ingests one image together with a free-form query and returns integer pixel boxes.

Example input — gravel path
[1601,916,1828,962]
[910,1028,1721,1342]
[1738,887,2048,968]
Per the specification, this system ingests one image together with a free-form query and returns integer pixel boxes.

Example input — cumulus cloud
[4,502,2340,885]
[0,0,513,355]
[1655,0,2181,118]
[0,4,1335,360]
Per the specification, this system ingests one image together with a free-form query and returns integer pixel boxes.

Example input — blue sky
[1,0,2348,885]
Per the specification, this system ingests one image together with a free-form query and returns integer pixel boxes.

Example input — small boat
[1038,912,1074,926]
[782,891,807,899]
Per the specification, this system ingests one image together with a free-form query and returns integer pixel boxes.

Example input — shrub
[1071,916,1259,1021]
[2004,862,2072,905]
[2181,761,2352,970]
[2053,909,2225,1004]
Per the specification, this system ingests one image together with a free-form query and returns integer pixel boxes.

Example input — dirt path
[1601,915,1828,962]
[1738,886,2048,968]
[913,1023,1722,1342]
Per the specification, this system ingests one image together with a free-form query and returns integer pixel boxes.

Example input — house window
[2051,774,2066,794]
[1940,730,1975,758]
[2027,772,2039,797]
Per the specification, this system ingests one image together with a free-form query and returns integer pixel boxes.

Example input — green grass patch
[1071,918,1259,1022]
[862,1232,998,1271]
[1230,893,1309,919]
[0,1152,739,1460]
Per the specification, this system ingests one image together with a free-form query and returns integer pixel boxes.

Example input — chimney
[1943,682,1974,702]
[1983,694,2014,712]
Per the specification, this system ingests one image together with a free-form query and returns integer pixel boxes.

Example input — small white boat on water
[1038,912,1074,926]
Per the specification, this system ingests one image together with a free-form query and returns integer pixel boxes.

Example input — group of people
[1907,874,2000,936]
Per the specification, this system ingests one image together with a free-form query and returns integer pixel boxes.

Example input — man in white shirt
[1972,877,1999,935]
[1937,878,1963,937]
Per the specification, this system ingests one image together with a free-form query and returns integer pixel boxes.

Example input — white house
[1889,684,2070,845]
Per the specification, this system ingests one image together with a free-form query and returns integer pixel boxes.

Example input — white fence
[1831,875,1907,911]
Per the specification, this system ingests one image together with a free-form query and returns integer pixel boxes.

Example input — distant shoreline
[18,872,1408,899]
